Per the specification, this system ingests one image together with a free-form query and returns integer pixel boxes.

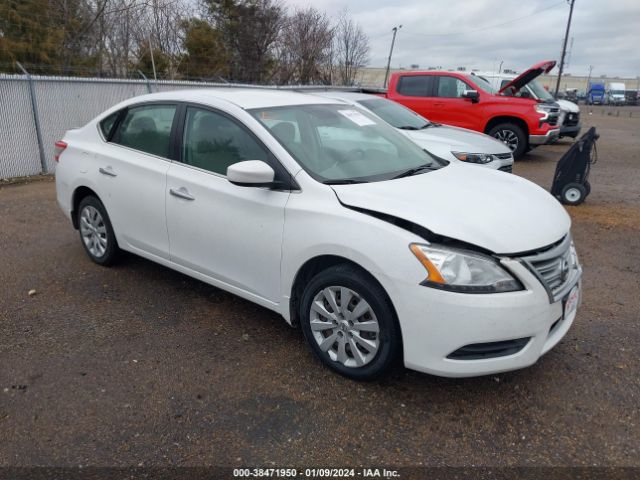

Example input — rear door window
[397,76,433,97]
[111,104,177,158]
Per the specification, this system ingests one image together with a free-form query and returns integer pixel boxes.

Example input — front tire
[489,123,527,160]
[300,264,400,380]
[77,196,119,265]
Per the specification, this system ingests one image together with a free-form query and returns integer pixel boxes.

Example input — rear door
[97,103,177,259]
[393,75,438,120]
[431,75,478,130]
[165,104,290,303]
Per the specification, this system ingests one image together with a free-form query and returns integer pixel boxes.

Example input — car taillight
[54,141,68,162]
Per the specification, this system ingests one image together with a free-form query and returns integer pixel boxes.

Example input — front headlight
[534,103,554,120]
[409,243,523,293]
[451,152,494,164]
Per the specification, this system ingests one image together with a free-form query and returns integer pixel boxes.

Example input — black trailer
[551,127,599,206]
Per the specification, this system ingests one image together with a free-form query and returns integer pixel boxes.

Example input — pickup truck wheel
[489,123,527,160]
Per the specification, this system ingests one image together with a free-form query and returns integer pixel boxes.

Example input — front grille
[498,165,513,173]
[547,114,559,126]
[447,337,530,360]
[494,153,513,160]
[519,235,580,302]
[564,112,580,127]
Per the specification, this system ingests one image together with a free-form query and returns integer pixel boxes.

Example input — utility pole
[555,0,576,97]
[384,25,402,89]
[498,60,504,74]
[585,64,593,92]
[148,32,157,85]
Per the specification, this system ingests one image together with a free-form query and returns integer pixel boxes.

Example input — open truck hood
[331,163,570,254]
[498,60,556,95]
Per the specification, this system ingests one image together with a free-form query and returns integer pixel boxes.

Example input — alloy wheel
[494,129,519,152]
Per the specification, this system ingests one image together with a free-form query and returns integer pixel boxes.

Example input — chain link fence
[0,73,271,179]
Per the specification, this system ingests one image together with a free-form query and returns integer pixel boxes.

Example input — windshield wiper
[323,179,366,185]
[392,164,437,179]
[397,123,431,130]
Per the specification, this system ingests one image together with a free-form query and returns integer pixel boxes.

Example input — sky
[286,0,640,79]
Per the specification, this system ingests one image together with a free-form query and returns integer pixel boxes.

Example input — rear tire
[561,183,587,206]
[584,181,591,196]
[488,123,527,160]
[77,196,119,266]
[299,264,400,381]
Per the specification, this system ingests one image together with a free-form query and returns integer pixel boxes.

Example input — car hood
[556,99,580,113]
[331,163,570,254]
[401,125,511,155]
[499,60,556,94]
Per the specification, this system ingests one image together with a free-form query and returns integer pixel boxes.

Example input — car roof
[121,88,346,110]
[311,90,384,103]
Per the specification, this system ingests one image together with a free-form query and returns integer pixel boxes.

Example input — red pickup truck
[383,61,561,159]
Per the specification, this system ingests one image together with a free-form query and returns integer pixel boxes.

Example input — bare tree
[276,6,333,85]
[334,10,369,86]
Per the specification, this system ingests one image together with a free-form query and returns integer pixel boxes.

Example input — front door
[432,75,478,130]
[166,106,289,303]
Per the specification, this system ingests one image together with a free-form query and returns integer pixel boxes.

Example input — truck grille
[498,165,512,173]
[564,112,580,127]
[547,114,559,126]
[519,235,580,302]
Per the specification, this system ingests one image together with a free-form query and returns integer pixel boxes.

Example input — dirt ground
[1,110,639,471]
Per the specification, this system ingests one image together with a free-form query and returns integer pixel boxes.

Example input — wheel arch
[71,186,101,229]
[288,255,400,335]
[484,116,530,137]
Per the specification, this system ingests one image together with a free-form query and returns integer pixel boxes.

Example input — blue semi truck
[587,82,605,105]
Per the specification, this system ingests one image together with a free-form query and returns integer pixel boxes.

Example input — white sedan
[312,90,514,172]
[55,88,581,380]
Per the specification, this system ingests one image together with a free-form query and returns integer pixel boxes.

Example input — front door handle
[169,187,195,201]
[99,167,117,177]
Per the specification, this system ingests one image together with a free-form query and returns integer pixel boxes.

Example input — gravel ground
[1,112,639,469]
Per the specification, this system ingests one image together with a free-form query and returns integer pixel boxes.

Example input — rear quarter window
[99,111,120,140]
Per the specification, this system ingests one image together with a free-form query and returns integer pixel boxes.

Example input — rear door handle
[99,167,117,177]
[169,187,195,201]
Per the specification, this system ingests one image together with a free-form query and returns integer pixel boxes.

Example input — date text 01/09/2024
[232,468,400,478]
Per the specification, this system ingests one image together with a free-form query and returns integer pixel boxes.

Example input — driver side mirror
[227,160,275,187]
[462,90,479,103]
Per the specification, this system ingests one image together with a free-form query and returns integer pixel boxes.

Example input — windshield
[611,90,625,95]
[467,74,497,94]
[526,79,554,101]
[357,98,430,129]
[250,104,446,183]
